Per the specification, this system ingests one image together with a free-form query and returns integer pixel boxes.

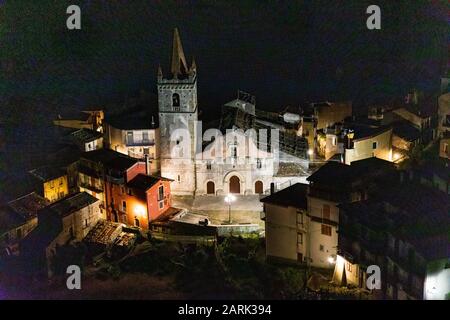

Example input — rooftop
[345,123,392,142]
[307,157,396,186]
[69,128,103,143]
[84,220,123,245]
[127,174,172,191]
[0,206,27,235]
[392,121,421,142]
[7,192,49,220]
[81,149,138,171]
[45,192,99,218]
[29,166,66,182]
[261,183,308,209]
[339,183,450,260]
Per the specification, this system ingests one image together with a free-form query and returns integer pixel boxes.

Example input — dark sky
[0,0,448,183]
[1,1,448,111]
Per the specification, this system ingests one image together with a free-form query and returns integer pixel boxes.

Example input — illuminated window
[321,224,332,236]
[346,262,352,272]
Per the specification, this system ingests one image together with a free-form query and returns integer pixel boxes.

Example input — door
[255,181,263,194]
[207,181,215,195]
[229,176,240,194]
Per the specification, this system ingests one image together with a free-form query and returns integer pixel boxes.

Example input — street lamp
[224,194,236,224]
[327,255,336,265]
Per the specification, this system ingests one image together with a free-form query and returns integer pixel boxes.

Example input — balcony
[79,181,103,194]
[125,139,155,147]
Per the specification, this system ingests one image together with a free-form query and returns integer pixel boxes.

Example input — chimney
[144,154,151,175]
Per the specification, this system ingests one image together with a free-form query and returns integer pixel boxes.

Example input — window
[134,217,140,227]
[372,141,377,149]
[177,175,181,182]
[143,147,149,155]
[322,204,330,220]
[172,93,180,108]
[346,262,352,272]
[69,226,74,238]
[256,158,262,169]
[158,185,164,201]
[321,224,332,236]
[297,211,303,225]
[143,132,149,142]
[122,200,127,212]
[84,219,88,228]
[297,233,303,245]
[444,143,448,154]
[319,245,324,252]
[332,136,337,146]
[121,187,125,194]
[127,188,132,196]
[127,131,133,144]
[206,161,212,170]
[231,145,237,158]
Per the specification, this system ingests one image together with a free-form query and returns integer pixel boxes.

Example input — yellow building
[29,167,69,203]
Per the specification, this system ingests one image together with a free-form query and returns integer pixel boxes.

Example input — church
[157,29,309,196]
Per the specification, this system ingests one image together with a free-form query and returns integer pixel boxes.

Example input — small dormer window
[172,93,180,108]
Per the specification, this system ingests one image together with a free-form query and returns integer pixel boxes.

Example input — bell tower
[158,28,198,195]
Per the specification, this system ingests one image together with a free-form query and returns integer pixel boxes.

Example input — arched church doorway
[255,181,263,194]
[229,176,240,194]
[207,181,215,195]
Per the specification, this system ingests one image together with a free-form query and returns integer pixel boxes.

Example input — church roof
[171,28,189,78]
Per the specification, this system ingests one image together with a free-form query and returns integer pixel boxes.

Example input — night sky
[0,0,448,193]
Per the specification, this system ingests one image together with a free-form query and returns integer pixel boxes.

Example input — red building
[109,173,172,229]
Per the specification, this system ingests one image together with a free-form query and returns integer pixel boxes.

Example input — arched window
[255,181,263,194]
[172,93,180,108]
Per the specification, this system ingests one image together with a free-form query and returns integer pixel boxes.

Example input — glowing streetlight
[134,204,146,217]
[224,194,236,224]
[327,255,336,264]
[307,149,314,156]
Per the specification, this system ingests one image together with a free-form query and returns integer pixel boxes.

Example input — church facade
[158,29,306,196]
